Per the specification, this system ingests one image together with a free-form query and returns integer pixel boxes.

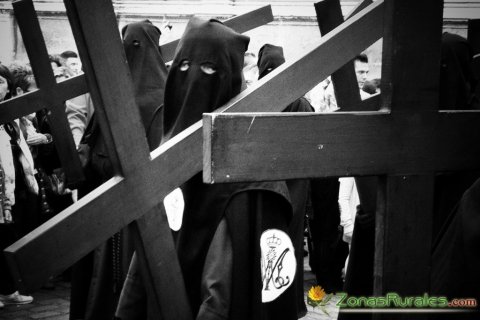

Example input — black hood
[122,20,168,131]
[163,17,249,140]
[257,44,285,79]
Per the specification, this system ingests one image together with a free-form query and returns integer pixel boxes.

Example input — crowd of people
[0,50,90,309]
[0,16,479,320]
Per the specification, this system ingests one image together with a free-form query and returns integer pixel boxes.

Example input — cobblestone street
[0,279,70,320]
[0,256,340,320]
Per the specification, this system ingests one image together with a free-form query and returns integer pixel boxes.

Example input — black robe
[439,32,479,111]
[337,177,376,320]
[431,178,480,319]
[256,43,314,318]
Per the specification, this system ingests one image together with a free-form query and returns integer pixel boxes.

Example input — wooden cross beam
[204,0,479,311]
[202,111,480,182]
[0,0,87,186]
[4,0,384,300]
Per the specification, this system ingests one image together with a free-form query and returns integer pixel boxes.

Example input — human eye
[179,60,190,71]
[200,62,217,75]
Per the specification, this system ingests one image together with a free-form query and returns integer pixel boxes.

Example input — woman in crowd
[0,63,35,308]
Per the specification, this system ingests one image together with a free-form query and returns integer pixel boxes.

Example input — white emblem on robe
[163,188,184,231]
[260,229,296,302]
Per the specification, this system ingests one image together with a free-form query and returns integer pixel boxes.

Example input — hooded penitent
[439,32,479,110]
[163,18,247,140]
[257,43,314,114]
[122,19,168,150]
[116,19,299,320]
[257,44,286,80]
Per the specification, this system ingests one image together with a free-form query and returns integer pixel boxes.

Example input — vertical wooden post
[468,19,480,98]
[375,1,443,320]
[379,0,443,112]
[468,19,480,55]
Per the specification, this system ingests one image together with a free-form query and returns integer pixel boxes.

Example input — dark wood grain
[374,1,443,317]
[202,111,480,182]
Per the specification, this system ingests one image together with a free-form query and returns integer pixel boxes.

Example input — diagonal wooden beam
[160,5,273,62]
[12,0,84,185]
[4,0,384,293]
[201,111,480,182]
[345,0,373,20]
[315,0,362,110]
[132,207,193,320]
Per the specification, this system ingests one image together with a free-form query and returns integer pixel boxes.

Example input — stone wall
[0,0,478,82]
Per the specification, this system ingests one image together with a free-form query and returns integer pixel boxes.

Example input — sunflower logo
[307,285,332,315]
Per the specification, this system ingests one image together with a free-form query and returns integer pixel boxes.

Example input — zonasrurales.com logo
[337,293,477,309]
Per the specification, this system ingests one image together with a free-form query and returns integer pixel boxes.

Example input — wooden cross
[2,1,274,318]
[5,0,464,319]
[5,0,382,289]
[203,2,480,319]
